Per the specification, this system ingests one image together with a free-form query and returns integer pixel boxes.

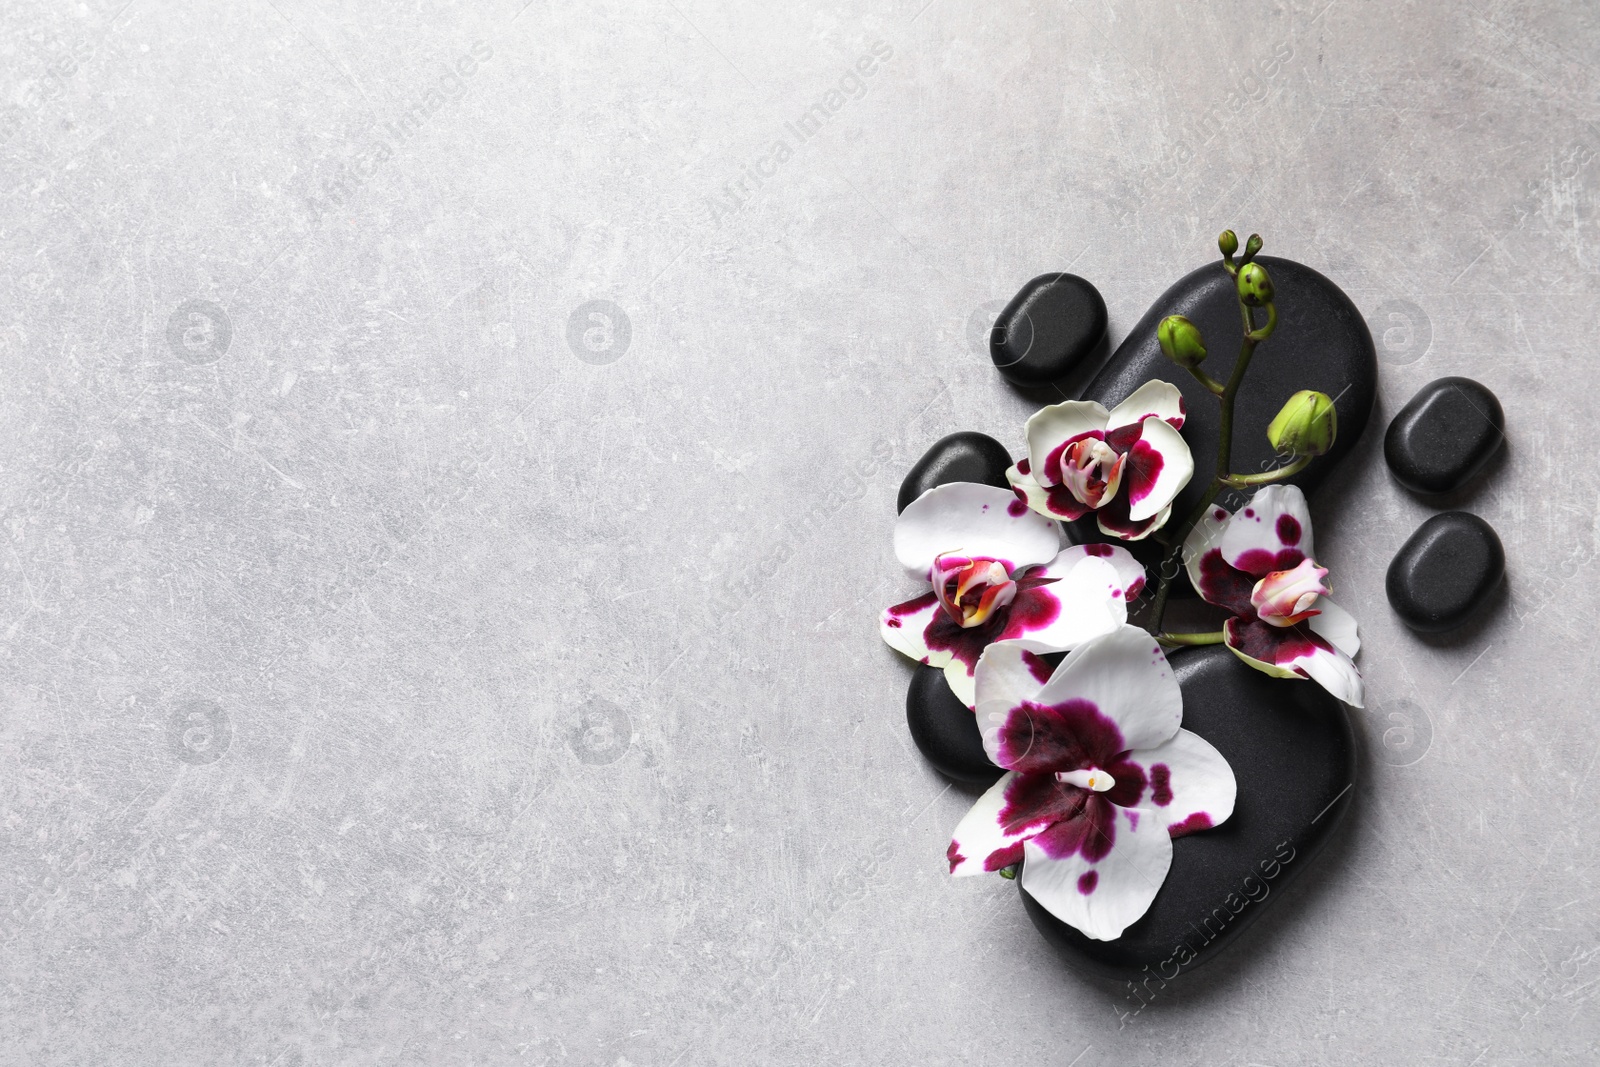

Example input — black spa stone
[1073,257,1378,581]
[898,431,1015,513]
[1020,644,1356,981]
[1386,512,1506,634]
[905,665,1003,785]
[1384,377,1505,495]
[990,273,1108,387]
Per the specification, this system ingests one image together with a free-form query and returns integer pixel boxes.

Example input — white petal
[1106,379,1186,432]
[1307,597,1360,657]
[1130,728,1237,835]
[973,641,1051,714]
[1217,484,1316,576]
[1035,624,1182,753]
[879,595,951,670]
[997,557,1127,653]
[1020,806,1173,941]
[943,658,978,709]
[1024,401,1108,487]
[1182,503,1233,592]
[894,482,1060,581]
[948,771,1030,876]
[1292,643,1366,708]
[1124,417,1194,522]
[1035,543,1148,601]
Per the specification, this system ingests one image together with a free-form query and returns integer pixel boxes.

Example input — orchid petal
[894,483,1060,581]
[942,658,979,709]
[1024,401,1109,488]
[1217,484,1316,577]
[1095,497,1169,542]
[879,593,950,669]
[1006,461,1091,521]
[1033,624,1183,754]
[1224,617,1365,706]
[1035,543,1148,602]
[1307,597,1361,657]
[1019,805,1173,941]
[1129,728,1237,837]
[1106,380,1186,432]
[973,641,1053,712]
[948,771,1031,876]
[1182,503,1233,595]
[1124,417,1194,522]
[995,557,1128,654]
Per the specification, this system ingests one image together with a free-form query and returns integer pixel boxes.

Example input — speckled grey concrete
[1,1,1596,1063]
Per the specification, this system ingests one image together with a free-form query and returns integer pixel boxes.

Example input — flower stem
[1143,273,1279,635]
[1156,630,1226,646]
[1219,453,1313,488]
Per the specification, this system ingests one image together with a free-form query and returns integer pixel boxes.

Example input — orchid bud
[1237,262,1274,307]
[1243,233,1263,261]
[1157,315,1208,367]
[1267,390,1338,456]
[1218,229,1239,257]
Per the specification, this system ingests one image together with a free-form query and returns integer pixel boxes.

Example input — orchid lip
[1055,767,1115,793]
[1250,557,1331,627]
[1061,438,1125,510]
[933,554,1018,629]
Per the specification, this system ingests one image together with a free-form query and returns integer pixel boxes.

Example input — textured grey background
[1,0,1596,1063]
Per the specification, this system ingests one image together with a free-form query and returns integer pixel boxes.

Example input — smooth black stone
[1072,257,1378,578]
[991,273,1108,387]
[1386,512,1506,633]
[897,431,1015,513]
[906,665,1004,785]
[1384,377,1505,495]
[1019,644,1356,982]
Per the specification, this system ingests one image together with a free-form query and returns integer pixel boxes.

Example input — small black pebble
[990,273,1107,387]
[1386,512,1506,633]
[906,666,1003,785]
[897,431,1014,513]
[1384,376,1506,495]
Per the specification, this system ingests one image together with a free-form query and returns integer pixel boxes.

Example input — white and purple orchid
[1182,484,1364,707]
[880,482,1148,707]
[1006,381,1195,541]
[948,626,1236,941]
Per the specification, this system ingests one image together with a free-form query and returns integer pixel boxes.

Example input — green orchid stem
[1185,365,1227,396]
[1156,630,1226,647]
[1143,293,1281,635]
[1219,453,1313,488]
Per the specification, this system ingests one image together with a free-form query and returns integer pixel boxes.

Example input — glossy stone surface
[990,273,1108,387]
[1386,512,1507,633]
[1384,377,1506,495]
[904,665,1004,785]
[896,431,1014,513]
[1020,644,1356,981]
[1072,257,1379,577]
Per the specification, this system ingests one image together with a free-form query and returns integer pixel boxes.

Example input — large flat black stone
[1072,257,1377,572]
[905,665,1004,785]
[897,431,1014,513]
[1019,644,1356,981]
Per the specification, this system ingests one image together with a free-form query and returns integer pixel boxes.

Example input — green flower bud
[1157,315,1208,367]
[1244,233,1263,260]
[1237,262,1274,307]
[1218,229,1239,257]
[1267,390,1337,456]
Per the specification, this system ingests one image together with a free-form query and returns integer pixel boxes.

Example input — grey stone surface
[0,1,1595,1063]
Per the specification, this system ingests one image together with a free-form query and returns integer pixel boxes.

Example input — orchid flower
[1006,381,1195,541]
[948,626,1236,941]
[880,483,1148,707]
[1182,484,1364,707]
